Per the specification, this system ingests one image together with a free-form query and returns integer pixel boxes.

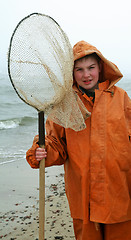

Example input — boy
[26,41,131,240]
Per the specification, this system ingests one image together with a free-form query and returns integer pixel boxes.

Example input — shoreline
[0,160,75,239]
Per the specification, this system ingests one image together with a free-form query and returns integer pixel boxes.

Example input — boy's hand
[36,148,47,161]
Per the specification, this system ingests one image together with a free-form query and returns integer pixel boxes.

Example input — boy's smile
[74,56,101,92]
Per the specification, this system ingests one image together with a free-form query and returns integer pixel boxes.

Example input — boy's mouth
[83,80,92,85]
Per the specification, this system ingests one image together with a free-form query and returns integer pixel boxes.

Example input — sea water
[0,73,38,165]
[0,72,131,165]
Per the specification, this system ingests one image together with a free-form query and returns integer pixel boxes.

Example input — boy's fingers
[36,147,46,153]
[36,147,47,161]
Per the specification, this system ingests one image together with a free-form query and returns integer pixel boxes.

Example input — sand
[0,160,75,239]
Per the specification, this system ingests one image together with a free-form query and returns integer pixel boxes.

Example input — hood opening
[73,41,123,89]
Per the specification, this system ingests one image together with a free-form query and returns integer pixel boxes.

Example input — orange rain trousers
[73,219,131,240]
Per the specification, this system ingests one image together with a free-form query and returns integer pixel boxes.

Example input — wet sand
[0,160,75,239]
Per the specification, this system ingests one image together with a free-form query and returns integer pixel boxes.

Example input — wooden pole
[38,111,45,240]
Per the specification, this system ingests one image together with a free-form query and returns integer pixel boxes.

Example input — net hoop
[8,13,90,131]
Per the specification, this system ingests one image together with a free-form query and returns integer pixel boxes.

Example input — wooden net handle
[39,112,45,240]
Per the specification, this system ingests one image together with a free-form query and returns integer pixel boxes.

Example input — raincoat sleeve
[26,136,40,169]
[45,119,67,167]
[26,118,68,169]
[124,92,131,141]
[124,92,131,194]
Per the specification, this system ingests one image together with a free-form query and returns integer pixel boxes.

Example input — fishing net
[8,13,90,131]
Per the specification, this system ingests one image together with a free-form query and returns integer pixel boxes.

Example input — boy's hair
[74,53,101,65]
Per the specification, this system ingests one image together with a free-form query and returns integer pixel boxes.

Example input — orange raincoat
[26,41,131,225]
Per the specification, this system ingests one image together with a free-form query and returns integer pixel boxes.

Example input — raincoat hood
[73,41,123,89]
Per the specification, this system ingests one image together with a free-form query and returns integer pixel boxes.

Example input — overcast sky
[0,0,131,78]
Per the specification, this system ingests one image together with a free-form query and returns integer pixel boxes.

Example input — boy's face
[74,56,101,91]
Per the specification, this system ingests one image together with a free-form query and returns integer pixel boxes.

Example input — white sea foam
[0,119,20,130]
[0,149,26,165]
[0,116,37,130]
[0,159,18,165]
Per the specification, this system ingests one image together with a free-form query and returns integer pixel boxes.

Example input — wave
[0,149,26,165]
[0,116,37,130]
[0,158,23,165]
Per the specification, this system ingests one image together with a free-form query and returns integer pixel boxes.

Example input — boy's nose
[83,70,90,77]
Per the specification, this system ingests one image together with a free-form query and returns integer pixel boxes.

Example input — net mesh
[8,13,90,131]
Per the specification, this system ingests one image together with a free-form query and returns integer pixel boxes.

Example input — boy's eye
[76,68,82,71]
[89,66,95,69]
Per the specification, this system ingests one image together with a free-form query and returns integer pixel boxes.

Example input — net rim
[7,12,70,112]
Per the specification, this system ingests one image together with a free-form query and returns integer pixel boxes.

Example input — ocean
[0,72,38,165]
[0,72,131,166]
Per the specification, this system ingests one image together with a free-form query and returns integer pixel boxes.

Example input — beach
[0,160,75,239]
